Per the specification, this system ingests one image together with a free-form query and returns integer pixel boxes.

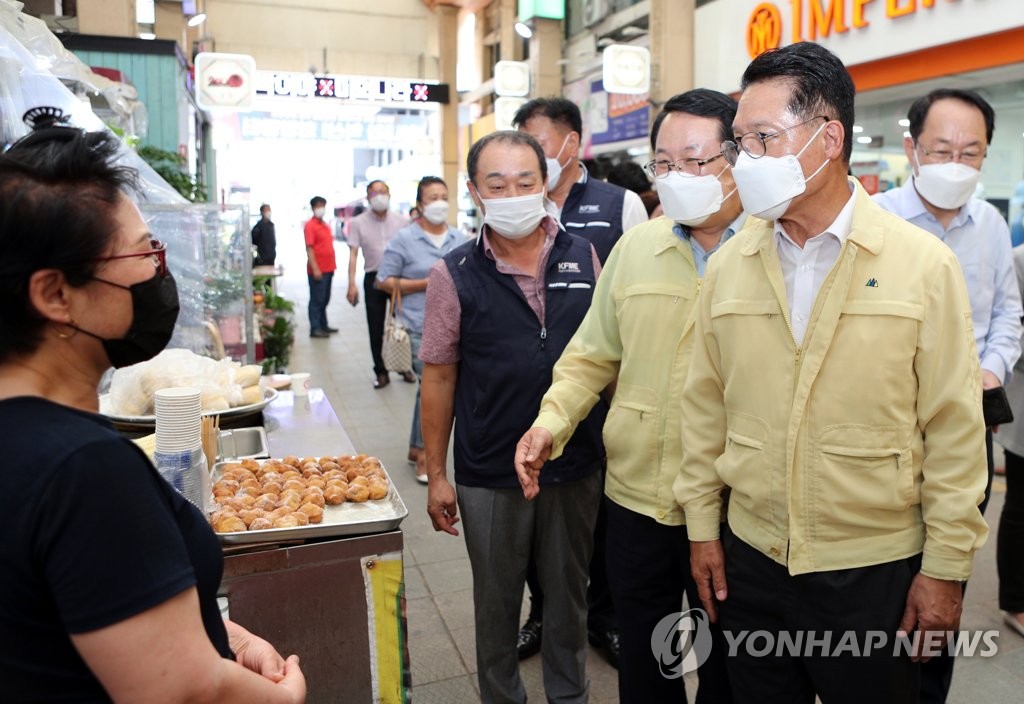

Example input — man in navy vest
[511,96,647,667]
[420,130,605,704]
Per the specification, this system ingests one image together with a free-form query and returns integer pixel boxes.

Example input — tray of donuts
[207,454,409,544]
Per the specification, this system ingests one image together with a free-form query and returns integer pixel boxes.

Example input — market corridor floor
[275,242,1023,703]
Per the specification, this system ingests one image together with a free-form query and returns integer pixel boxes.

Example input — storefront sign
[589,79,650,146]
[746,0,950,57]
[254,72,449,104]
[195,52,256,111]
[697,0,1019,92]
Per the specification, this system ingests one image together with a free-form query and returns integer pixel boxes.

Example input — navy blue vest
[560,175,628,264]
[444,229,605,489]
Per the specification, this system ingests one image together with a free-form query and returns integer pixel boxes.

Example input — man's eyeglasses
[721,115,830,166]
[644,153,725,179]
[93,239,168,277]
[916,142,986,167]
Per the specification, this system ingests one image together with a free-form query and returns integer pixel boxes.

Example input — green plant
[137,144,208,202]
[260,291,296,374]
[202,271,247,313]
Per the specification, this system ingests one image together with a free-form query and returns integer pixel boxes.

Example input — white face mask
[313,208,325,219]
[545,134,572,191]
[730,121,829,221]
[369,193,390,213]
[655,169,736,227]
[422,199,450,225]
[912,151,980,210]
[480,192,547,240]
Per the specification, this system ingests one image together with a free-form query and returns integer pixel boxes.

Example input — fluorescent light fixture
[852,125,864,133]
[856,135,873,144]
[187,12,207,27]
[898,118,910,127]
[139,32,156,40]
[514,22,533,39]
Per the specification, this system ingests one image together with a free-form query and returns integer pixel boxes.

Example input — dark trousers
[307,271,333,333]
[998,448,1024,613]
[721,527,920,704]
[920,428,994,703]
[363,271,388,375]
[604,499,731,704]
[526,471,615,632]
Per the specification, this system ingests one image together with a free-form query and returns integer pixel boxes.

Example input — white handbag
[382,286,413,373]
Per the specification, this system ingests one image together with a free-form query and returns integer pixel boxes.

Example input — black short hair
[309,196,326,208]
[740,42,856,162]
[416,176,447,206]
[259,203,271,214]
[467,130,547,185]
[605,161,651,195]
[511,97,583,137]
[366,180,388,195]
[907,88,995,145]
[0,127,138,363]
[650,88,738,151]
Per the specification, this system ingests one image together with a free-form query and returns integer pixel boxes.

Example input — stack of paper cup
[154,387,206,510]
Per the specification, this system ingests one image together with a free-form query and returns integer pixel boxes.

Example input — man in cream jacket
[676,43,988,702]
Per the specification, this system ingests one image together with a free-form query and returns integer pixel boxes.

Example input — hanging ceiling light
[187,12,207,27]
[514,22,532,39]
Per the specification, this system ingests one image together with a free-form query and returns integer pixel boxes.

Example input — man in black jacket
[251,203,276,267]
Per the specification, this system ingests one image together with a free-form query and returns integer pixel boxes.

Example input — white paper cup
[291,373,311,396]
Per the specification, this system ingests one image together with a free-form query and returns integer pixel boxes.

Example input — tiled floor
[277,241,1023,702]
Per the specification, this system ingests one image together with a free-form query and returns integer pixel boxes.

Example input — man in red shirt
[304,196,336,338]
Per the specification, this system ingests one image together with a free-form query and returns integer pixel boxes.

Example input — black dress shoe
[373,373,390,389]
[517,619,542,660]
[588,627,620,669]
[400,370,416,383]
[325,326,339,333]
[309,330,330,338]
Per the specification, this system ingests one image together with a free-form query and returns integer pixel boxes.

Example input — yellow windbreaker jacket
[535,216,701,524]
[675,181,988,580]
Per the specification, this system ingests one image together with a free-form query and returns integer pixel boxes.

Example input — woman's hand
[226,619,287,681]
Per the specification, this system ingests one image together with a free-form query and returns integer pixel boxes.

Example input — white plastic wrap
[107,349,265,416]
[0,0,182,203]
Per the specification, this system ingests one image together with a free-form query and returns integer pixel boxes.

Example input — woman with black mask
[0,110,306,702]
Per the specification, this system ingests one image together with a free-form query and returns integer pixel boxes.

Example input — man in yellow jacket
[515,89,742,704]
[676,42,988,702]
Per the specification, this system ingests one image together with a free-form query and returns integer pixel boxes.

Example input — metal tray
[210,460,408,544]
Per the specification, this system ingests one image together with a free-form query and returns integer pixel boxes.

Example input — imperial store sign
[254,71,450,104]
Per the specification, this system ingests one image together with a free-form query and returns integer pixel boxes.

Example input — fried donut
[345,483,370,503]
[214,515,247,533]
[281,455,301,468]
[300,490,326,508]
[254,494,278,512]
[367,480,388,500]
[272,514,301,528]
[238,508,266,527]
[297,503,324,524]
[248,517,274,531]
[323,485,346,505]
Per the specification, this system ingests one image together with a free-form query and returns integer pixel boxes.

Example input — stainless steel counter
[261,388,357,456]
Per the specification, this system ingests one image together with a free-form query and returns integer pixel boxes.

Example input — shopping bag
[382,287,413,373]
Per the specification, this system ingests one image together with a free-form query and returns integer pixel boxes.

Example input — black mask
[73,271,180,368]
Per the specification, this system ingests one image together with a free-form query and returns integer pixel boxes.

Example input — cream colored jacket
[675,181,988,580]
[534,216,701,524]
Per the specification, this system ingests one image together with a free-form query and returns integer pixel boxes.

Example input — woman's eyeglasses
[93,239,168,277]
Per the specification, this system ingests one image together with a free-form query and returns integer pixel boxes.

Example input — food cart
[218,389,410,704]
